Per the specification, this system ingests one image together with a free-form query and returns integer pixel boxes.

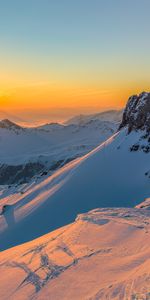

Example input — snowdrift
[0,207,150,299]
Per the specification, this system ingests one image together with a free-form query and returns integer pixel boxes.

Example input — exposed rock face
[0,158,76,185]
[119,92,150,153]
[0,119,22,130]
[0,162,44,185]
[119,92,150,133]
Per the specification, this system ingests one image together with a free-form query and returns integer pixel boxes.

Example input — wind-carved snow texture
[0,207,150,300]
[2,233,109,297]
[88,279,150,300]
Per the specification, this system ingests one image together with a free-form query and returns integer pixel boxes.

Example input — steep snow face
[0,117,118,184]
[0,129,149,250]
[0,207,150,300]
[119,92,150,133]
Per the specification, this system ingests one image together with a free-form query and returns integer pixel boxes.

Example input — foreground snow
[0,128,149,250]
[0,207,150,300]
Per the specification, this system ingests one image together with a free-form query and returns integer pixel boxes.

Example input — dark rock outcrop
[119,92,150,133]
[0,119,22,131]
[0,162,44,185]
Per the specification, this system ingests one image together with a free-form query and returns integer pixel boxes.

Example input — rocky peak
[119,92,150,133]
[0,119,22,130]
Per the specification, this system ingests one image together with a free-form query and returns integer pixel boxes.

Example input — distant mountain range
[0,109,122,184]
[65,109,123,125]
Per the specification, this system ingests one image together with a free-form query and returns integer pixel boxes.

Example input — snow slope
[0,207,150,300]
[0,128,149,250]
[0,117,118,184]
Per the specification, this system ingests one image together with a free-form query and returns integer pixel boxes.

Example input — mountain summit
[0,119,22,130]
[119,92,150,153]
[119,92,150,133]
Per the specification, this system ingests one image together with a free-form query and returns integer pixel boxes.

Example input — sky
[0,0,150,124]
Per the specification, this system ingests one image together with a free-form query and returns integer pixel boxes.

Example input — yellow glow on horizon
[0,64,149,117]
[0,82,149,112]
[1,51,150,116]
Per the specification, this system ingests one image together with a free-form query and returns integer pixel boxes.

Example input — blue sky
[0,0,150,121]
[1,0,150,56]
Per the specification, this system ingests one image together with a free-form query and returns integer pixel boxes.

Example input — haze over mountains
[0,110,122,184]
[0,108,123,128]
[0,92,150,300]
[65,109,123,125]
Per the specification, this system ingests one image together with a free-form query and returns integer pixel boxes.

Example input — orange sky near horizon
[0,81,149,113]
[1,1,150,124]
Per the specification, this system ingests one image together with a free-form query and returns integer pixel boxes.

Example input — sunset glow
[0,2,150,298]
[0,0,150,123]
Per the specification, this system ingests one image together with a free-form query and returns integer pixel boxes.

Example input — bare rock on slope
[119,92,150,133]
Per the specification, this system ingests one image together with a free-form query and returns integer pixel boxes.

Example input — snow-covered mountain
[0,119,22,130]
[65,109,122,125]
[0,92,150,300]
[0,206,150,300]
[0,92,149,251]
[0,112,119,184]
[119,91,150,133]
[119,91,150,153]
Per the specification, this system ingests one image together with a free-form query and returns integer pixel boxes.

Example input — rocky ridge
[119,92,150,152]
[119,92,150,133]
